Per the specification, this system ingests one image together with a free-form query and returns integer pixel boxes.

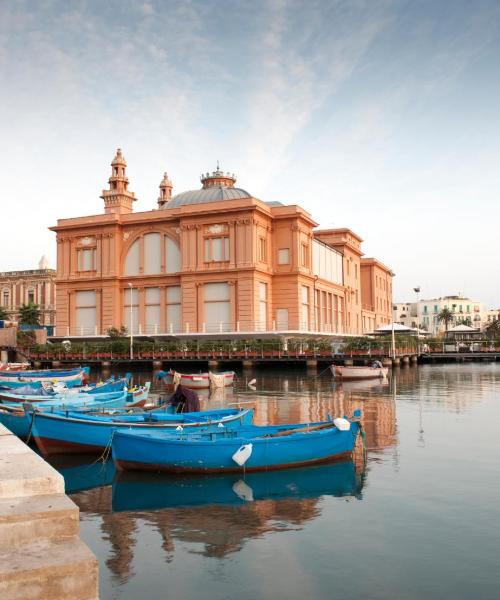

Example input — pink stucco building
[50,149,393,338]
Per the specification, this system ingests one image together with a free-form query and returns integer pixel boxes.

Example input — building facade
[393,295,485,334]
[51,149,393,338]
[0,257,56,325]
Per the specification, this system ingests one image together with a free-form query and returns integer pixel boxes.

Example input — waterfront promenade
[0,423,98,600]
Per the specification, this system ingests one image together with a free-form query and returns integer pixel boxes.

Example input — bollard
[208,359,219,369]
[344,358,354,366]
[242,359,254,369]
[306,359,318,369]
[153,359,163,368]
[392,357,401,367]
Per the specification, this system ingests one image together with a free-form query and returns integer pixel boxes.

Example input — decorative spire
[200,164,236,189]
[157,171,173,208]
[101,148,136,215]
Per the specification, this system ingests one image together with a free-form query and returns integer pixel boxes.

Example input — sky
[0,0,499,306]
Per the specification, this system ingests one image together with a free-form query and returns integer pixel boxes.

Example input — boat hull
[31,408,254,455]
[163,371,235,389]
[112,422,360,474]
[330,365,389,380]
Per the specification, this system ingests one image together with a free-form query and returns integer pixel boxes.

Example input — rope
[25,410,36,444]
[90,430,115,465]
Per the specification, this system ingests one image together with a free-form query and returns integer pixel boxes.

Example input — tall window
[258,237,267,262]
[258,282,267,331]
[204,283,231,332]
[204,237,229,262]
[276,308,289,329]
[278,248,290,265]
[75,291,96,335]
[77,248,96,272]
[123,287,139,334]
[166,286,181,333]
[28,290,35,304]
[144,233,161,275]
[2,290,9,307]
[301,285,309,330]
[301,243,309,267]
[145,288,160,334]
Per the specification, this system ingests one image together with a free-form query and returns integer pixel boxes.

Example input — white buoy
[248,378,257,387]
[175,425,183,432]
[218,422,225,428]
[232,443,253,466]
[333,418,351,431]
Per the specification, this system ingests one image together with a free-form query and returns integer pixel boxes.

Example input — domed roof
[165,186,252,208]
[162,165,255,209]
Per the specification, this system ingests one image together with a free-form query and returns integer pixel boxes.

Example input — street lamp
[128,283,133,360]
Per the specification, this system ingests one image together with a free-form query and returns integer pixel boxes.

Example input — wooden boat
[0,366,90,389]
[112,459,363,511]
[330,365,389,380]
[0,362,30,371]
[0,389,129,439]
[112,417,361,474]
[30,407,254,456]
[0,376,132,402]
[158,370,235,389]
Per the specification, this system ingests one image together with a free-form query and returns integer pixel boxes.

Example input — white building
[393,296,484,335]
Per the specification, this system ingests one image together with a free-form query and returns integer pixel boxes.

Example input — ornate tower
[157,172,173,208]
[101,148,136,214]
[200,163,236,189]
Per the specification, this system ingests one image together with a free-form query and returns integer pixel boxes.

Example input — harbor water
[49,363,500,600]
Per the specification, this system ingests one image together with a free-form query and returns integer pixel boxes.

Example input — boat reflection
[112,459,364,512]
[47,455,116,494]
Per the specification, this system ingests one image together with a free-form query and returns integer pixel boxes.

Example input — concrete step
[0,426,64,499]
[0,538,98,600]
[0,494,79,550]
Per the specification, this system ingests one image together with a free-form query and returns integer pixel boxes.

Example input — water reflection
[68,458,364,580]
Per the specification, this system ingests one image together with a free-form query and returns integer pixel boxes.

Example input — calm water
[49,364,500,600]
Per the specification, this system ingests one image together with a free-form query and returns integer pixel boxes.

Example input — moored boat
[30,407,254,456]
[158,370,235,389]
[0,366,90,389]
[330,365,389,380]
[112,417,361,474]
[0,389,130,439]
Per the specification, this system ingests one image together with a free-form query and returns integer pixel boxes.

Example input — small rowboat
[112,417,361,474]
[331,365,389,380]
[158,370,235,389]
[30,407,254,456]
[0,389,130,439]
[0,367,90,389]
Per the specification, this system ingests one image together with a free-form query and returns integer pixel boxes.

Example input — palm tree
[437,307,454,332]
[0,306,9,320]
[485,318,500,339]
[18,302,41,326]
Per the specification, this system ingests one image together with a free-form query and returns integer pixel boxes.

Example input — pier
[0,423,98,599]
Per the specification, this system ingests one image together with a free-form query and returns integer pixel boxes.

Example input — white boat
[160,370,235,389]
[330,365,389,380]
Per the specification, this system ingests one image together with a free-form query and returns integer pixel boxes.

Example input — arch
[122,229,181,276]
[124,238,140,276]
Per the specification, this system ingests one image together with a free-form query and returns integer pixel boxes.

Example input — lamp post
[128,283,133,360]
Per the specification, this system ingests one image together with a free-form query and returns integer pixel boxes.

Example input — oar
[257,421,337,438]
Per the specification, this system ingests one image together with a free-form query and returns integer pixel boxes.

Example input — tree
[18,302,41,326]
[437,307,454,332]
[0,306,9,320]
[485,318,500,339]
[456,317,472,327]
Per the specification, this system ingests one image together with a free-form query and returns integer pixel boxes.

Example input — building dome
[162,165,254,209]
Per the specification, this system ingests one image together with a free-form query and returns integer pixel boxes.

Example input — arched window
[124,233,181,276]
[124,239,140,275]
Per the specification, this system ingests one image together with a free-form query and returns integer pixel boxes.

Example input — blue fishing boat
[111,417,361,474]
[112,459,363,511]
[0,366,90,389]
[0,389,129,439]
[30,407,255,456]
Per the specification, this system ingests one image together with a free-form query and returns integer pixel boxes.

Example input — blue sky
[1,0,499,305]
